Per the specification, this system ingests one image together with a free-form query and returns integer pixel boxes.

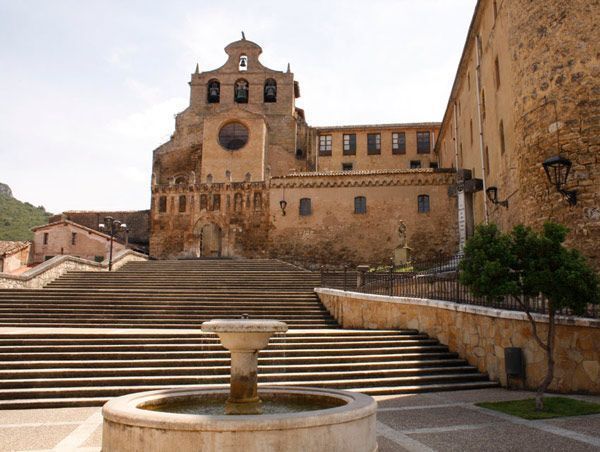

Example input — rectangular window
[158,196,167,213]
[342,163,353,171]
[343,134,356,155]
[43,232,49,245]
[318,135,332,156]
[417,131,431,153]
[418,195,430,213]
[354,196,367,214]
[367,133,381,155]
[178,195,187,213]
[410,160,421,169]
[212,194,221,211]
[71,232,77,245]
[429,162,439,169]
[299,198,312,216]
[200,194,208,210]
[392,132,406,154]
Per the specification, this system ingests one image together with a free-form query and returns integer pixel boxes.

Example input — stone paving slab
[0,388,598,451]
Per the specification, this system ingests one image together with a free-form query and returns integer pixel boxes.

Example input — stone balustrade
[0,249,148,289]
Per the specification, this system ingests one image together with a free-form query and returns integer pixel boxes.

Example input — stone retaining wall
[0,250,148,289]
[316,288,600,394]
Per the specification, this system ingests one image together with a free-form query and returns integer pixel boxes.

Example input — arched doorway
[197,223,222,257]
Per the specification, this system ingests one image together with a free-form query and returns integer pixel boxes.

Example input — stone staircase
[0,258,497,408]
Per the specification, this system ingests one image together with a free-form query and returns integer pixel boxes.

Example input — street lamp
[542,155,577,205]
[485,186,509,208]
[99,216,128,271]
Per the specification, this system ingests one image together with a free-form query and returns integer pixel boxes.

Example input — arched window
[174,175,187,185]
[207,80,220,103]
[354,196,367,214]
[234,193,243,212]
[417,195,430,213]
[264,79,277,102]
[299,198,312,216]
[158,196,167,213]
[178,195,187,213]
[239,54,248,71]
[234,79,249,103]
[253,192,262,211]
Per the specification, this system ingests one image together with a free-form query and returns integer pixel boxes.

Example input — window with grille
[417,195,430,213]
[392,132,406,154]
[417,131,431,153]
[299,198,312,216]
[343,134,356,155]
[354,196,367,214]
[318,135,332,156]
[367,133,381,155]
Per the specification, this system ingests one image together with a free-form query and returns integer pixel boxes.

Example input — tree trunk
[535,307,556,411]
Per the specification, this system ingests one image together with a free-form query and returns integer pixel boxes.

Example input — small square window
[392,132,406,154]
[319,135,332,156]
[417,131,431,153]
[343,134,356,155]
[299,198,312,216]
[410,160,421,169]
[342,163,353,171]
[367,133,381,155]
[429,162,439,169]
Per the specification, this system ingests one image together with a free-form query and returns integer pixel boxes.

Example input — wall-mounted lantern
[279,200,288,216]
[542,155,577,205]
[485,186,509,208]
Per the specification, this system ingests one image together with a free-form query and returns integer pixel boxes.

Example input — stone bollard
[356,265,370,289]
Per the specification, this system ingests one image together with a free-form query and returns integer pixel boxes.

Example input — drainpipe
[474,35,490,224]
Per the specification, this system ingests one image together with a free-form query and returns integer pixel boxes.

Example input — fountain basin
[102,386,377,452]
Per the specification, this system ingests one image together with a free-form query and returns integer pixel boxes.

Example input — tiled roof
[314,122,441,131]
[274,168,454,178]
[0,241,30,257]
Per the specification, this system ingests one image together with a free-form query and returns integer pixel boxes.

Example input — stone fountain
[102,319,377,451]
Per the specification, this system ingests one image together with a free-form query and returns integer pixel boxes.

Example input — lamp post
[542,156,577,205]
[98,216,128,271]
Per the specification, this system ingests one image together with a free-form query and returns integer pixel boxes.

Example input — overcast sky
[0,0,477,213]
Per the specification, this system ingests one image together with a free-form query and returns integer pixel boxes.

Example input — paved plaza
[1,388,599,451]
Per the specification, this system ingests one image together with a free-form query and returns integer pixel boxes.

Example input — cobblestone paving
[1,389,599,451]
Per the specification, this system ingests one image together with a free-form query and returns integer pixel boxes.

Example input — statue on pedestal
[394,221,411,265]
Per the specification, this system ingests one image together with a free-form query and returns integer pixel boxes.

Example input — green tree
[460,222,599,411]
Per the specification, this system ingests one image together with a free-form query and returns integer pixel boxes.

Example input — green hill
[0,184,51,241]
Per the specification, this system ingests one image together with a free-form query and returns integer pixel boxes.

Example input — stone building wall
[318,288,600,394]
[269,170,458,266]
[50,210,149,251]
[316,124,441,173]
[435,0,599,267]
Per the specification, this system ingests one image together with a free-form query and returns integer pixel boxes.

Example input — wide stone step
[0,321,338,329]
[0,352,461,369]
[0,359,469,379]
[0,366,480,389]
[0,339,439,353]
[0,373,492,400]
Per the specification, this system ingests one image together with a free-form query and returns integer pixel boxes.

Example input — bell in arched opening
[264,79,277,103]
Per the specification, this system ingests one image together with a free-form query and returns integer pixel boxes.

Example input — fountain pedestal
[201,319,287,415]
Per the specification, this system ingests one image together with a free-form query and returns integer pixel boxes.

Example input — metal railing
[319,255,600,319]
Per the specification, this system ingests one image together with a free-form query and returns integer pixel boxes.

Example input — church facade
[149,38,460,264]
